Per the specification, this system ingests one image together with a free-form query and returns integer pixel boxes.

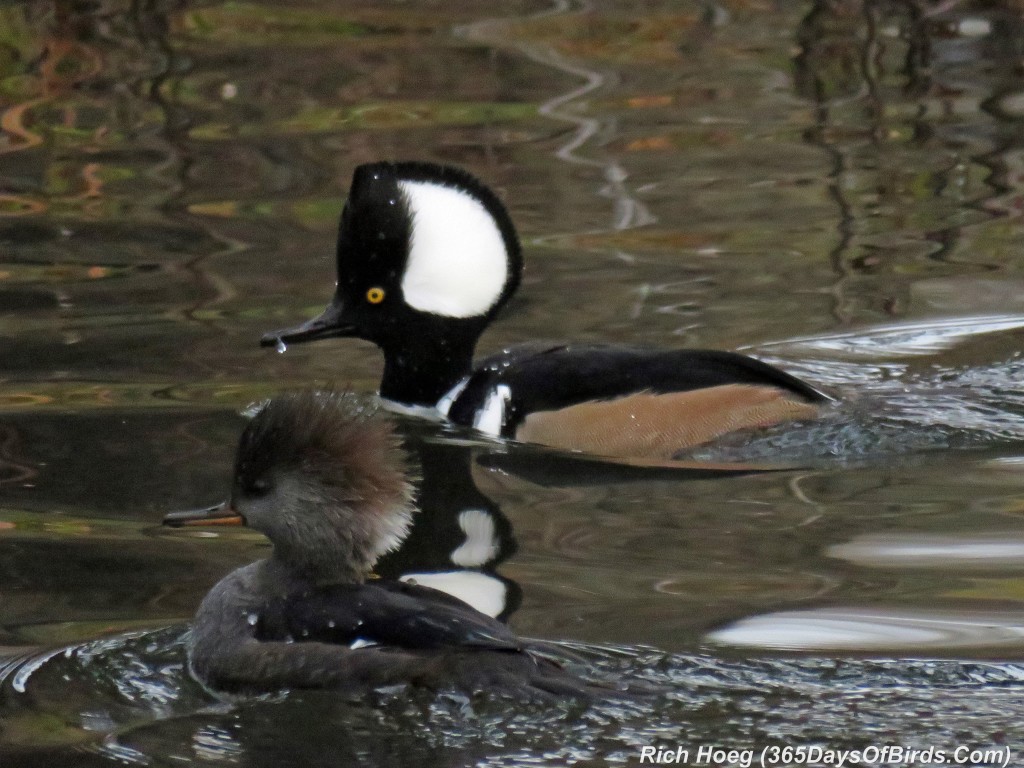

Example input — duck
[261,161,831,460]
[163,390,602,699]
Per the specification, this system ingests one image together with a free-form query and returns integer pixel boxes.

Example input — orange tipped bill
[163,502,244,528]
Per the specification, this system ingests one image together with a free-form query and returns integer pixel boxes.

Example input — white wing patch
[399,180,509,318]
[472,384,511,436]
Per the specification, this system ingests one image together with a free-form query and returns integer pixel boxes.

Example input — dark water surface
[5,0,1024,765]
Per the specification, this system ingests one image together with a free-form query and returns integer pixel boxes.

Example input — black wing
[259,580,523,653]
[455,343,829,435]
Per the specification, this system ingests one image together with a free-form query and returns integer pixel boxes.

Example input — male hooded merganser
[261,162,831,459]
[164,391,598,698]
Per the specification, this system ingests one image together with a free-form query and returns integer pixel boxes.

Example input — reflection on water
[710,607,1024,652]
[376,431,521,620]
[830,532,1024,568]
[5,628,1024,763]
[751,313,1024,360]
[6,0,1024,761]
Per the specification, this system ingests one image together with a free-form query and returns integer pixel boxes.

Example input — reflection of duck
[262,162,830,460]
[164,391,600,698]
[375,432,520,620]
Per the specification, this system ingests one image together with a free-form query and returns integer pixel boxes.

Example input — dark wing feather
[453,344,829,435]
[262,580,523,653]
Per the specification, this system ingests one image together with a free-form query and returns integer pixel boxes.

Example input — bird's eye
[366,287,385,304]
[248,477,271,496]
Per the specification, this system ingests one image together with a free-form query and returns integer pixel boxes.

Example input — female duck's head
[169,391,416,582]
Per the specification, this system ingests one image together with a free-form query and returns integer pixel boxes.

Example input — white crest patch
[399,180,509,318]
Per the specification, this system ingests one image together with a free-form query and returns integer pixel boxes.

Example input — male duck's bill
[266,300,356,346]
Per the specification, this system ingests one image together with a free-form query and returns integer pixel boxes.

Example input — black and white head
[231,391,416,582]
[262,161,522,357]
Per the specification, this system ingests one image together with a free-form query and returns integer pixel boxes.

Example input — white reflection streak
[10,647,66,693]
[746,314,1024,359]
[457,1,656,232]
[830,534,1024,569]
[709,608,1024,651]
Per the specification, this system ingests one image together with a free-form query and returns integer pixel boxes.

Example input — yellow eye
[366,287,385,304]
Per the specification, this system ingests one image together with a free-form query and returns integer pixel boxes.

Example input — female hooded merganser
[164,391,598,698]
[261,162,830,460]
